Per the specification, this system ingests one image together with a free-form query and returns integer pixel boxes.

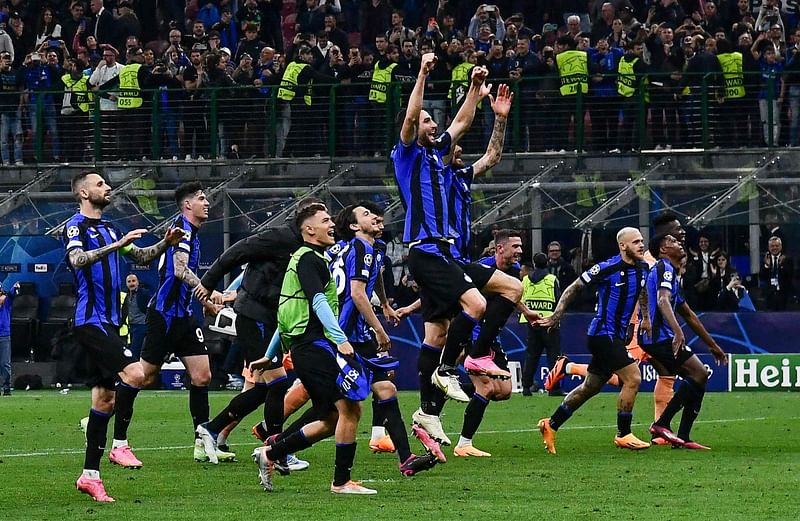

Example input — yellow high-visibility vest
[519,273,557,321]
[556,50,588,96]
[277,62,311,106]
[61,73,93,112]
[617,56,639,97]
[117,63,142,109]
[718,52,745,99]
[368,62,398,103]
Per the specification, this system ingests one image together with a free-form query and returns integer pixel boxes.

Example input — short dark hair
[335,204,358,241]
[174,181,204,207]
[295,203,327,228]
[653,211,680,233]
[556,35,576,48]
[648,232,671,259]
[71,170,102,200]
[533,252,548,268]
[357,200,384,217]
[494,229,522,245]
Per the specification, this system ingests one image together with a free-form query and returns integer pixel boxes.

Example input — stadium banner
[729,354,800,391]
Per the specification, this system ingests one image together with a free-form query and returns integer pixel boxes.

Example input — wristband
[119,244,133,256]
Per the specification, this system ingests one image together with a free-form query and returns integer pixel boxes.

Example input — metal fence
[6,71,793,165]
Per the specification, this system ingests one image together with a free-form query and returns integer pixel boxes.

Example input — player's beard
[89,192,111,209]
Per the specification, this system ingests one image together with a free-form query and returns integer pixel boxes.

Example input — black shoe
[2,389,10,396]
[522,387,533,396]
[218,443,230,452]
[400,452,438,477]
[548,389,566,397]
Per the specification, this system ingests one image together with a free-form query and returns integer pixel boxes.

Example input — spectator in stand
[508,34,539,152]
[785,38,800,146]
[115,1,141,51]
[360,0,393,50]
[183,20,209,54]
[592,2,617,43]
[421,15,445,47]
[468,4,506,41]
[386,9,415,46]
[438,13,464,44]
[0,281,19,395]
[235,23,266,66]
[760,236,794,310]
[562,0,592,32]
[364,43,400,156]
[251,46,281,157]
[255,0,284,53]
[89,0,116,46]
[753,39,785,145]
[398,39,419,76]
[474,23,494,54]
[182,46,209,160]
[755,0,784,35]
[122,274,150,359]
[0,51,23,166]
[647,24,684,149]
[230,50,256,158]
[34,7,62,49]
[546,241,577,292]
[149,54,183,160]
[61,0,89,59]
[533,44,560,151]
[650,0,686,29]
[679,34,722,147]
[374,34,389,60]
[553,35,588,149]
[236,0,262,30]
[22,50,62,161]
[685,234,716,310]
[296,0,327,36]
[205,51,238,157]
[311,30,333,70]
[212,7,239,57]
[0,21,16,63]
[708,250,737,310]
[195,0,221,30]
[700,1,724,35]
[60,57,92,163]
[323,14,348,53]
[206,31,222,52]
[8,13,33,69]
[588,36,623,152]
[343,45,373,155]
[566,15,582,41]
[168,29,185,53]
[319,44,349,155]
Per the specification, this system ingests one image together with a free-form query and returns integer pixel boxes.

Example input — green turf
[0,390,797,521]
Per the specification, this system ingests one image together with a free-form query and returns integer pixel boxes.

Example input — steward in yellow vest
[555,38,588,97]
[617,42,647,99]
[449,54,476,109]
[61,59,93,114]
[717,51,745,100]
[369,46,400,104]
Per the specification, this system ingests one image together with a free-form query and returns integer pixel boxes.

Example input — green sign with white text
[730,354,800,391]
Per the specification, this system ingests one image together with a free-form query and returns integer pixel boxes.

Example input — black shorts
[587,334,636,378]
[407,244,477,322]
[291,339,343,418]
[73,324,136,390]
[236,314,282,370]
[641,339,695,375]
[351,339,391,383]
[462,261,496,291]
[140,308,208,365]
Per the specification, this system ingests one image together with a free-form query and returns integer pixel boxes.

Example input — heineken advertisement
[730,354,800,391]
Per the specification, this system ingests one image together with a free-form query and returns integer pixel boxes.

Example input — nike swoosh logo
[615,282,626,287]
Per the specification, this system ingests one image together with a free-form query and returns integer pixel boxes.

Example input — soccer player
[393,57,521,444]
[544,212,688,427]
[454,229,525,457]
[193,197,325,471]
[537,227,652,454]
[65,170,183,502]
[139,182,226,463]
[250,204,376,494]
[331,203,443,471]
[641,233,727,449]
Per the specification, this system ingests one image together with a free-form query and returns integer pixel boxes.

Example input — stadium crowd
[3,0,800,163]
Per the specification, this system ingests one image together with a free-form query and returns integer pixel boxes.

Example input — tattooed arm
[638,280,652,337]
[471,83,513,176]
[68,228,148,269]
[173,250,202,288]
[537,278,585,329]
[124,227,185,265]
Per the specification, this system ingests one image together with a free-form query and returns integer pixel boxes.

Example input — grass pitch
[0,390,797,521]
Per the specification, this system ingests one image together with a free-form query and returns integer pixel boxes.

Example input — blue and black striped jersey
[63,213,124,328]
[329,237,378,343]
[150,215,200,318]
[448,165,474,262]
[639,259,685,345]
[580,254,649,341]
[391,132,455,255]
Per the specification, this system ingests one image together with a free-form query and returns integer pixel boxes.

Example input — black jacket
[200,223,303,324]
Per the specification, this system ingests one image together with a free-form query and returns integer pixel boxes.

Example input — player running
[641,233,727,449]
[537,227,652,454]
[139,182,226,463]
[65,170,183,502]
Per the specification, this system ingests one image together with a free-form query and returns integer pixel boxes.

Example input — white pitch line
[1,415,796,459]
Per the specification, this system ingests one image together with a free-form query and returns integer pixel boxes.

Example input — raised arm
[125,227,184,265]
[445,65,489,146]
[471,83,513,176]
[400,52,438,145]
[68,228,148,269]
[537,277,585,329]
